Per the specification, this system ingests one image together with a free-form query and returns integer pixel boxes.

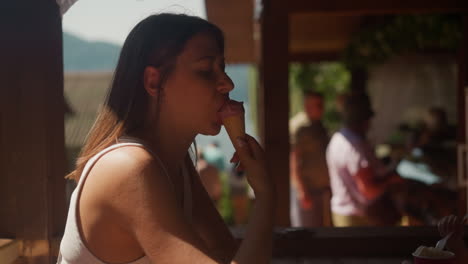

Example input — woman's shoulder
[96,145,159,176]
[87,146,167,202]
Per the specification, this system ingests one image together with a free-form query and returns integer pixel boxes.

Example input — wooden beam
[459,16,468,144]
[205,0,255,63]
[0,0,66,262]
[288,0,467,15]
[259,0,290,226]
[231,226,468,258]
[459,16,468,214]
[289,14,362,57]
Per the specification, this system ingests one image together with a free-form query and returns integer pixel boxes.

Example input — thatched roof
[64,72,112,147]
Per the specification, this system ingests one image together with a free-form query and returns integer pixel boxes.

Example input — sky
[62,0,206,45]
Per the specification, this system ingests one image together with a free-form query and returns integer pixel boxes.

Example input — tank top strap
[117,136,192,222]
[76,142,150,190]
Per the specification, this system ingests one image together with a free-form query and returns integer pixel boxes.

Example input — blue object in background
[203,144,226,171]
[397,159,442,185]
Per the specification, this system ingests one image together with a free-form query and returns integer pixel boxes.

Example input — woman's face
[160,32,233,136]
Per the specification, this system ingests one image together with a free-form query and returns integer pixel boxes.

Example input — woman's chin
[200,122,222,136]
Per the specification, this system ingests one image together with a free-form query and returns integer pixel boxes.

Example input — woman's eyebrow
[195,55,216,62]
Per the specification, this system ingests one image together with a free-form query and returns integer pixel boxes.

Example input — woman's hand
[230,134,274,199]
[438,215,467,251]
[229,135,275,264]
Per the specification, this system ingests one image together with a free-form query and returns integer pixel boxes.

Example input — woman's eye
[198,69,215,79]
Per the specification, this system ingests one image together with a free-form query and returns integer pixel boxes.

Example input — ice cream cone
[223,115,246,148]
[218,99,246,149]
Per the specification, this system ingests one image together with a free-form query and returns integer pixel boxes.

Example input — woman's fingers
[438,215,467,237]
[245,135,265,161]
[448,215,457,235]
[236,163,244,172]
[438,217,444,235]
[232,134,263,162]
[444,216,452,235]
[229,152,244,172]
[439,215,453,236]
[230,152,239,163]
[234,136,255,163]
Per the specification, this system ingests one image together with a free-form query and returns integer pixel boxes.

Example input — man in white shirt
[326,91,402,226]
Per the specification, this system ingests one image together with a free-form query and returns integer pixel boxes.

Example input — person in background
[438,215,468,263]
[289,91,325,135]
[410,107,454,150]
[290,91,331,227]
[326,91,402,227]
[203,141,225,171]
[406,107,457,185]
[197,150,222,203]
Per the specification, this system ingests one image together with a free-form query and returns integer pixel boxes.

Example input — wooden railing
[231,226,468,259]
[3,227,468,263]
[0,239,19,264]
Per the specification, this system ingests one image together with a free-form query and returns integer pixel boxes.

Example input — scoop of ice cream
[218,100,244,120]
[413,246,454,259]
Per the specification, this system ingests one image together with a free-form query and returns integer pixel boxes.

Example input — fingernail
[236,137,245,148]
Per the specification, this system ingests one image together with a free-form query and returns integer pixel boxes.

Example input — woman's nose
[217,73,234,94]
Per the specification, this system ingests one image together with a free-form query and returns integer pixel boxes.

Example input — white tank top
[58,139,193,264]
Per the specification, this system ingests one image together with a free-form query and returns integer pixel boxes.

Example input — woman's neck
[131,124,195,175]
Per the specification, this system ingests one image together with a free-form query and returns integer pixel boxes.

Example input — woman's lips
[218,99,229,112]
[217,99,244,119]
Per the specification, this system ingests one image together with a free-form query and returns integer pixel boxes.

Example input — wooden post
[459,15,468,215]
[259,0,290,226]
[0,0,66,262]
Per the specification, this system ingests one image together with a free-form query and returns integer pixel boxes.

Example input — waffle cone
[222,115,245,147]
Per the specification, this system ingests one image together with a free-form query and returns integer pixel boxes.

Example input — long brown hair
[67,13,224,181]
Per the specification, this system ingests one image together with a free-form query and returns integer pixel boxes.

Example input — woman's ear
[143,66,160,97]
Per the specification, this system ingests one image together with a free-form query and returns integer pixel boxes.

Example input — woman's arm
[111,140,274,264]
[114,153,220,264]
[230,135,276,264]
[232,193,274,264]
[189,158,238,263]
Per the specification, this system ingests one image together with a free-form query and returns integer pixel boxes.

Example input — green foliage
[289,15,462,133]
[289,62,351,132]
[217,171,234,225]
[343,14,463,69]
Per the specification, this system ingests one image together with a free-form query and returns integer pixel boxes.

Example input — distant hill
[62,32,248,101]
[63,32,121,71]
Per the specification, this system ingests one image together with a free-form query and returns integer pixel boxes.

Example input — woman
[58,13,275,264]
